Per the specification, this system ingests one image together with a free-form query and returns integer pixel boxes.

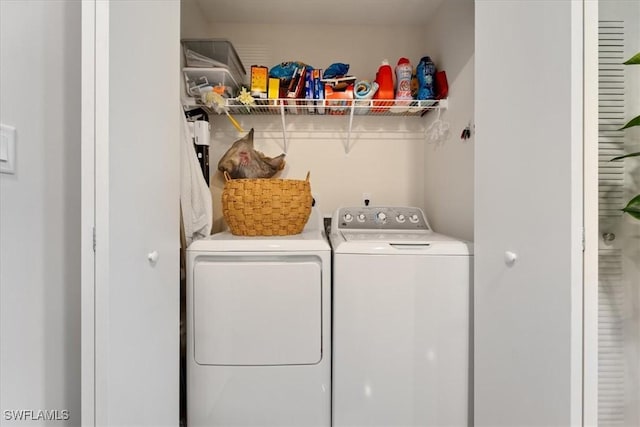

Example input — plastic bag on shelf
[269,61,310,80]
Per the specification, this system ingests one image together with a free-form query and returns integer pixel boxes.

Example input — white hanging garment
[180,107,213,246]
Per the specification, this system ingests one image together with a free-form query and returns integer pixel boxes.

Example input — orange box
[325,84,354,115]
[250,65,268,98]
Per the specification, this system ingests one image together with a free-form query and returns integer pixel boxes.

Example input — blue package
[305,69,314,99]
[269,61,313,80]
[324,63,349,79]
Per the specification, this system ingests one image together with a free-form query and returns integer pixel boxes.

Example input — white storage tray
[183,67,241,97]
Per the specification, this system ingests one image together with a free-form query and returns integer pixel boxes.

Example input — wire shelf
[182,96,448,154]
[223,98,447,117]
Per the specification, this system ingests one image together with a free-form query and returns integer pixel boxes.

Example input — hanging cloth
[180,106,213,246]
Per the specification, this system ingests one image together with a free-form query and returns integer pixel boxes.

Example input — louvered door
[597,6,640,426]
[596,17,627,418]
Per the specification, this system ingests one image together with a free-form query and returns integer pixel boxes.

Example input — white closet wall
[422,0,474,241]
[181,0,210,37]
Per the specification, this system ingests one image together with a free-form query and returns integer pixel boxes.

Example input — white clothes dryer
[329,206,472,427]
[186,208,331,427]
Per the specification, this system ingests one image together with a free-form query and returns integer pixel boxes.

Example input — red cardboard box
[325,83,354,115]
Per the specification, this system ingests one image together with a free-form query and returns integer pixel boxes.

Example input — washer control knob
[409,214,420,223]
[376,211,387,223]
[396,214,406,223]
[344,213,353,222]
[357,213,366,222]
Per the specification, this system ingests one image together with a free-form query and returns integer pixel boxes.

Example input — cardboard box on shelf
[325,83,354,115]
[250,65,269,99]
[268,78,280,99]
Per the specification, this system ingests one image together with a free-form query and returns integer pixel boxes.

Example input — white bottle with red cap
[395,57,413,112]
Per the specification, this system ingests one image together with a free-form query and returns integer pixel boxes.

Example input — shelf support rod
[345,102,356,154]
[279,102,288,153]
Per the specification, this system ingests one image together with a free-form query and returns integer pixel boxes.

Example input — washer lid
[335,231,473,255]
[342,231,434,244]
[330,206,472,255]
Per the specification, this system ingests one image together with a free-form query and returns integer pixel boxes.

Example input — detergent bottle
[394,57,413,111]
[416,56,436,100]
[372,59,394,112]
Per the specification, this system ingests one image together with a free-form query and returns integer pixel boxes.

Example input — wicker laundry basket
[221,171,313,236]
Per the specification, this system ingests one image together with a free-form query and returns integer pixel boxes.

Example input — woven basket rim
[223,171,310,183]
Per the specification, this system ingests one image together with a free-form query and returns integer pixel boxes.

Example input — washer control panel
[336,207,430,230]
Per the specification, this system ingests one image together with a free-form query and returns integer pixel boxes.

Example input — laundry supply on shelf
[202,91,244,133]
[394,57,413,112]
[417,56,436,100]
[250,65,269,98]
[324,83,354,115]
[323,62,349,79]
[372,59,394,112]
[353,80,379,114]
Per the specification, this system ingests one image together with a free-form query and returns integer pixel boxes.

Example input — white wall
[422,0,475,241]
[0,1,81,426]
[179,2,475,233]
[181,0,210,39]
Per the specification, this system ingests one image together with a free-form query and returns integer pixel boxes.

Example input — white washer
[330,206,472,427]
[186,208,331,427]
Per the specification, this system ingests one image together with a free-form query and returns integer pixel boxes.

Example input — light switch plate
[0,124,16,174]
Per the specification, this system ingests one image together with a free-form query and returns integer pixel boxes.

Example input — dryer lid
[187,207,330,252]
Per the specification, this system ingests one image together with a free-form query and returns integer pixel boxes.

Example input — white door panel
[474,1,583,425]
[82,1,180,425]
